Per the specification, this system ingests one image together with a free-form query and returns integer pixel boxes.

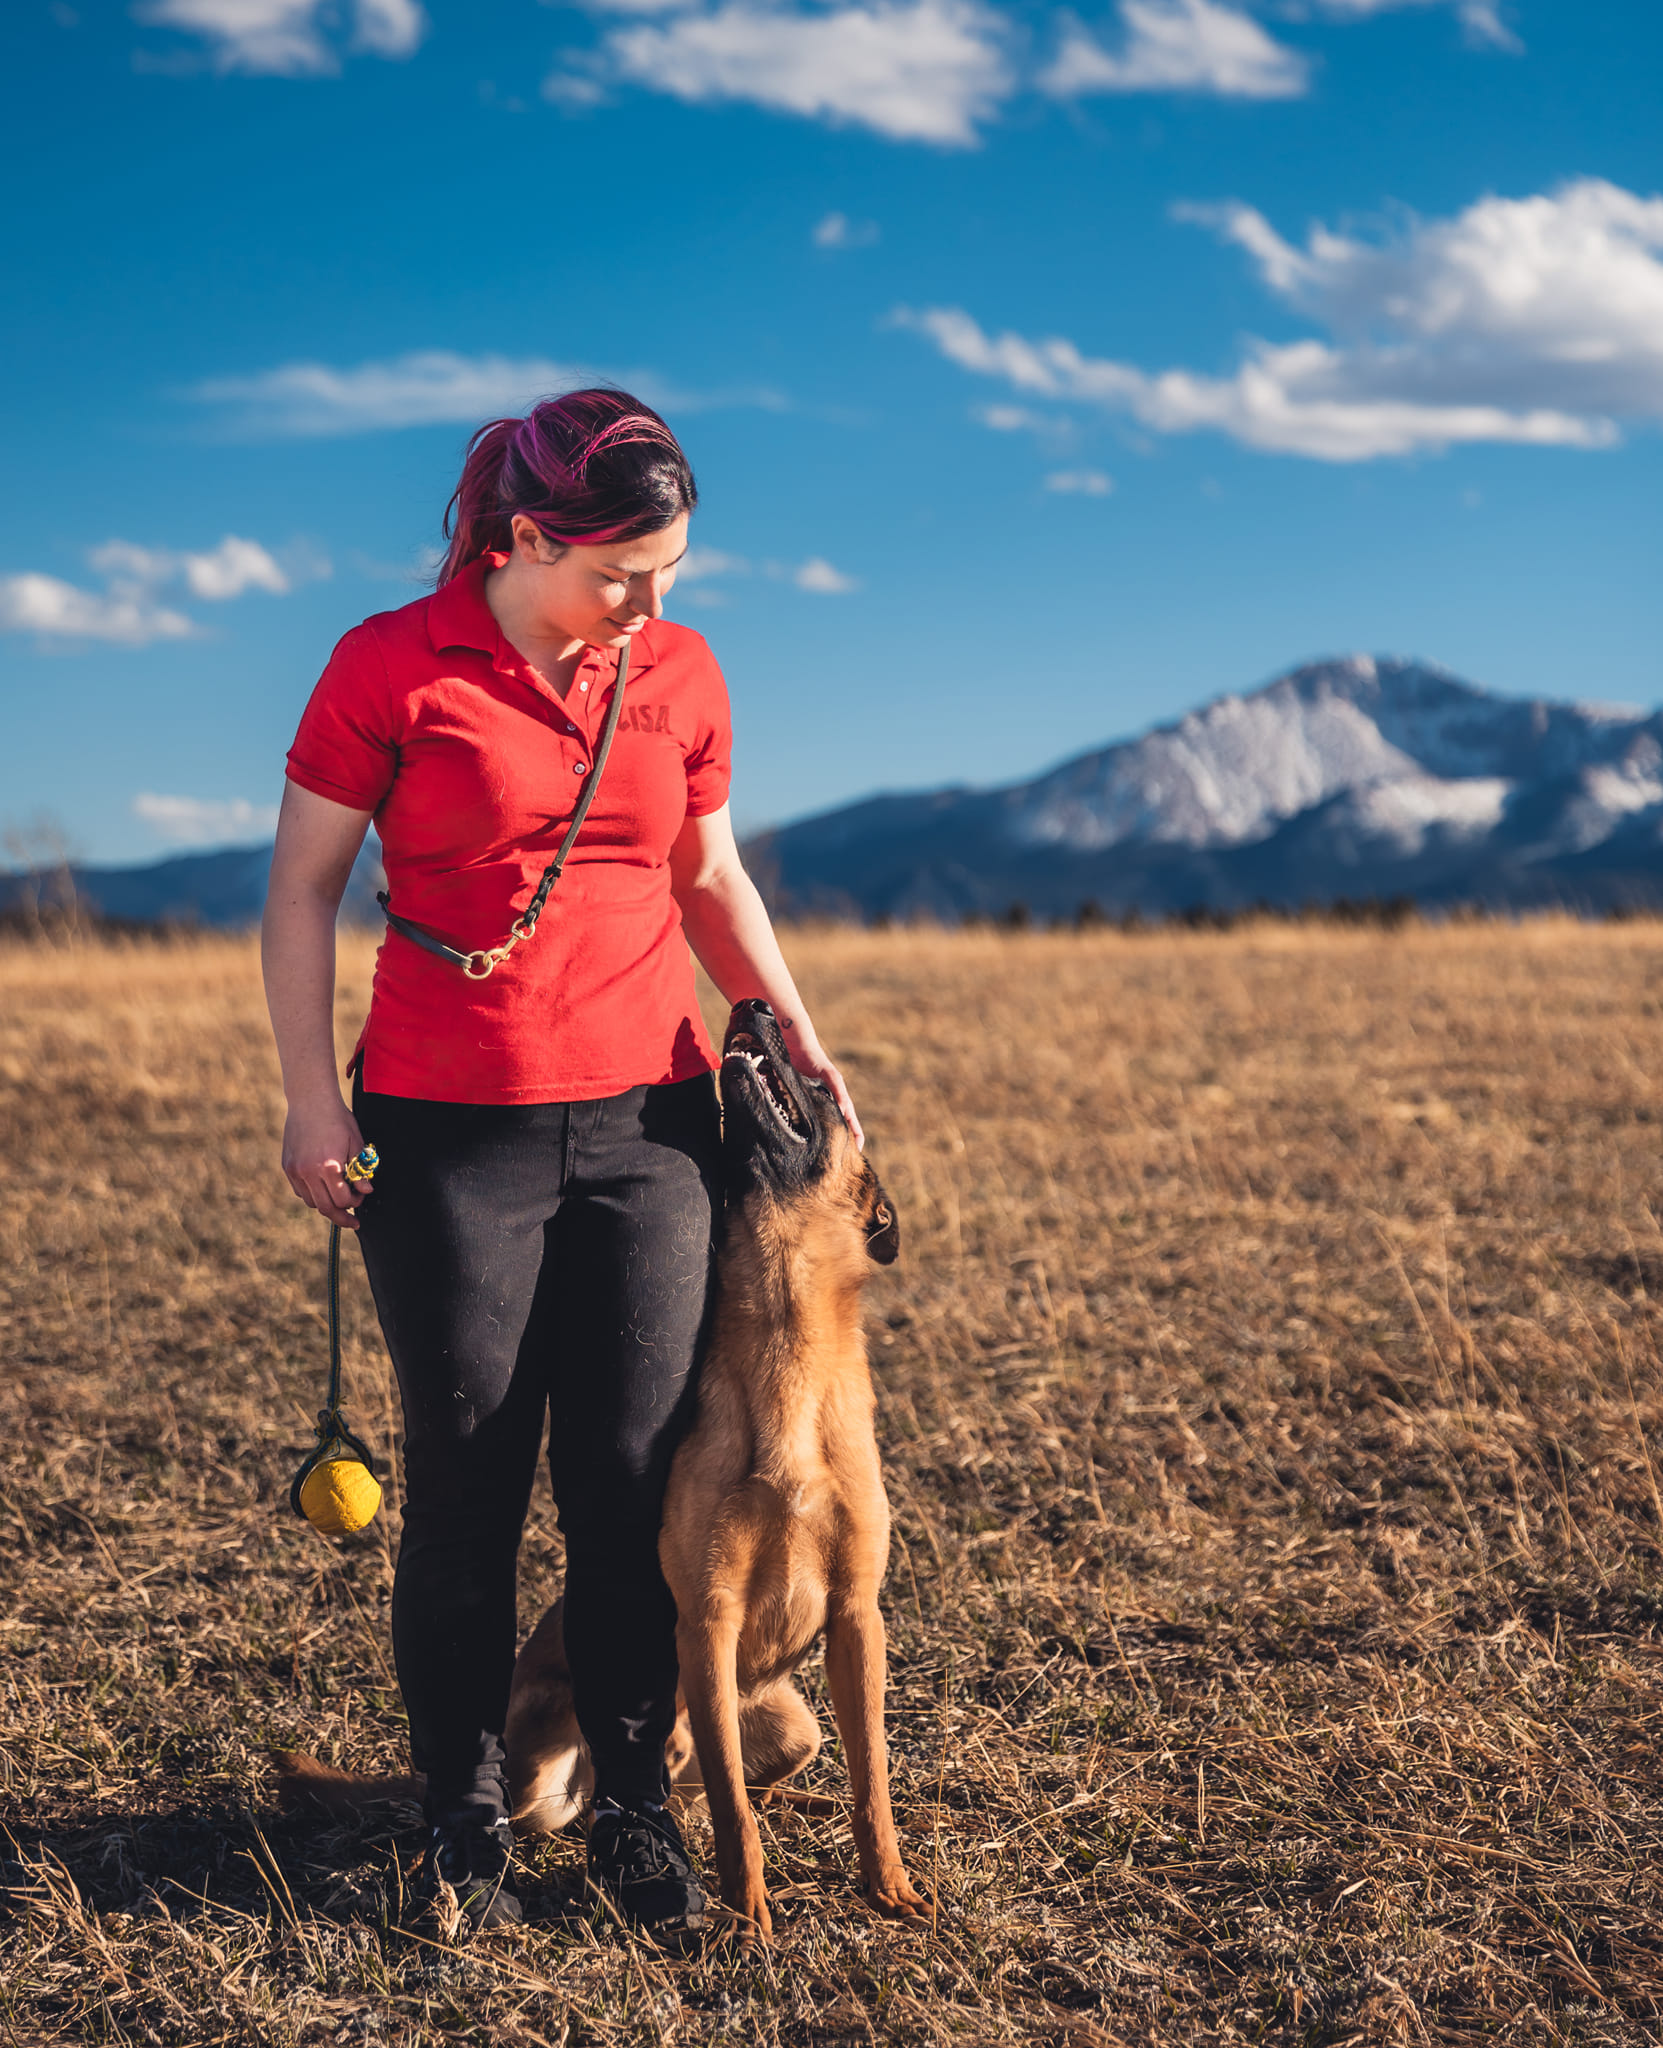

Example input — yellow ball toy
[298,1445,383,1538]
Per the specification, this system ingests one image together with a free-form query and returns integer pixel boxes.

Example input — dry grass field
[5,920,1663,2047]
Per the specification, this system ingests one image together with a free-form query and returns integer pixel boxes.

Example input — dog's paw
[867,1871,928,1920]
[716,1898,774,1947]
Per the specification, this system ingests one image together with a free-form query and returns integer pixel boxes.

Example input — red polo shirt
[285,554,732,1103]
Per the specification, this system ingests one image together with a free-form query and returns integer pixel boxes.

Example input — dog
[278,997,923,1938]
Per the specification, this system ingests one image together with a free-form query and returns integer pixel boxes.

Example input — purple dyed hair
[437,388,697,586]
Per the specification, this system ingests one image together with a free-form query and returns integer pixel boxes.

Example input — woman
[262,391,857,1936]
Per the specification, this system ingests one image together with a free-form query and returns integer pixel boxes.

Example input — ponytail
[438,418,521,584]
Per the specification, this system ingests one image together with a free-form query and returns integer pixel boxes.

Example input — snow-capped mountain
[10,659,1661,930]
[752,657,1663,920]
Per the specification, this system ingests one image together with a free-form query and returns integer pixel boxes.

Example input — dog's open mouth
[723,1028,810,1145]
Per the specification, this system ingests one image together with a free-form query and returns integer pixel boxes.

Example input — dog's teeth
[724,1042,809,1144]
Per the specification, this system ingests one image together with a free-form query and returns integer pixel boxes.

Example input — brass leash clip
[343,1144,380,1185]
[462,915,540,979]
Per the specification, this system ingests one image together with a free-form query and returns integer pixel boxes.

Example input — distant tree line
[862,894,1662,934]
[0,818,204,943]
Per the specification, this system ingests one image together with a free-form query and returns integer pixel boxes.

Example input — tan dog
[659,996,923,1936]
[279,997,922,1938]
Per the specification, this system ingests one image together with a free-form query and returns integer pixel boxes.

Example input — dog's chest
[754,1464,832,1530]
[737,1495,836,1677]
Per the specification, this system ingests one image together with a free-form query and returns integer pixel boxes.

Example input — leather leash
[377,639,632,979]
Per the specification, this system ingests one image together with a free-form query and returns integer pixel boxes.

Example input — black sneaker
[587,1799,707,1936]
[414,1817,522,1935]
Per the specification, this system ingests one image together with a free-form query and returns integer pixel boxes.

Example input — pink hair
[438,389,696,586]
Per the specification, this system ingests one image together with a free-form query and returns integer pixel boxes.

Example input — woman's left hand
[667,806,865,1147]
[783,1026,864,1150]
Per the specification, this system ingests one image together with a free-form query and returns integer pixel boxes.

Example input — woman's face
[507,511,690,650]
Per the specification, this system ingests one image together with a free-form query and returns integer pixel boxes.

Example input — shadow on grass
[1,1798,613,1945]
[0,1800,416,1929]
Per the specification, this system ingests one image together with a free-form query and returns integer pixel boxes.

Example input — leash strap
[324,1219,344,1415]
[377,640,633,978]
[288,1218,378,1517]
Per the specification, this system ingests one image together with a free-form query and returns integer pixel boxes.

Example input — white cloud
[672,547,858,598]
[188,349,785,436]
[133,0,427,74]
[133,794,281,846]
[814,210,881,248]
[183,536,291,599]
[202,538,291,597]
[589,0,1013,145]
[1185,178,1663,419]
[543,68,610,107]
[191,351,584,436]
[976,402,1048,431]
[134,0,332,74]
[793,556,860,593]
[972,402,1083,452]
[542,0,1516,145]
[1044,468,1114,493]
[1307,0,1520,55]
[90,534,293,600]
[3,533,315,647]
[902,305,1611,460]
[1039,0,1307,100]
[897,178,1663,460]
[352,0,425,57]
[0,574,196,646]
[676,546,750,581]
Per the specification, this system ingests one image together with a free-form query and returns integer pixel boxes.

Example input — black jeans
[353,1073,721,1828]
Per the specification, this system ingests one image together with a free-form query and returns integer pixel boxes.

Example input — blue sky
[2,0,1659,862]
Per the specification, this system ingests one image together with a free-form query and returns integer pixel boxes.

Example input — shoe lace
[432,1819,509,1886]
[595,1805,687,1881]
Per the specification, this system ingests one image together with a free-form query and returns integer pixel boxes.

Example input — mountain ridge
[0,839,387,931]
[9,657,1662,929]
[751,656,1663,921]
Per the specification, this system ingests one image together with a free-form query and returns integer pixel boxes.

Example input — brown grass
[4,919,1663,2045]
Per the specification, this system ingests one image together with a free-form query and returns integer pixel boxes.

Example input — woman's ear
[864,1182,900,1265]
[509,513,563,564]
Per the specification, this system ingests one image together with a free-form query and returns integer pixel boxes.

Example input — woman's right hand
[282,1097,373,1230]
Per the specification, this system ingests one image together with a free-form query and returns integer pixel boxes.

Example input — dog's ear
[863,1180,900,1265]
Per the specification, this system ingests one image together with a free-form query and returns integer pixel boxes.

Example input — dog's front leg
[825,1598,925,1919]
[676,1602,771,1940]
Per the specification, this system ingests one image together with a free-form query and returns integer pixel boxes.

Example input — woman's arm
[261,780,377,1228]
[669,804,863,1148]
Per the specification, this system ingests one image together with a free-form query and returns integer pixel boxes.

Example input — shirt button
[574,762,586,775]
[580,681,589,692]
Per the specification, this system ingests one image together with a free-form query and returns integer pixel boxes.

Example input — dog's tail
[272,1749,425,1812]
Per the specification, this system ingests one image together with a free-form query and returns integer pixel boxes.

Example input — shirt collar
[427,551,661,676]
[425,551,499,656]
